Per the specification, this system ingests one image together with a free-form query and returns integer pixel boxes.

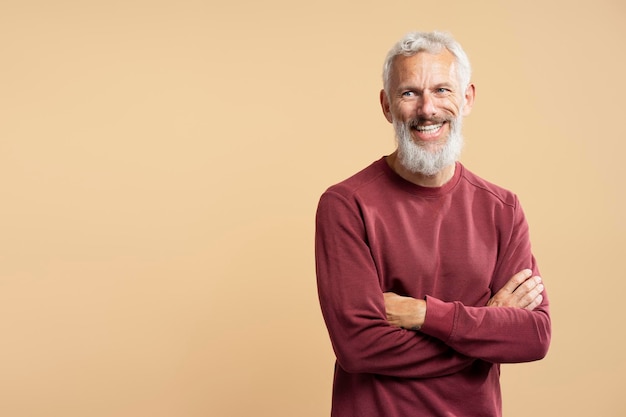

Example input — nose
[417,92,437,117]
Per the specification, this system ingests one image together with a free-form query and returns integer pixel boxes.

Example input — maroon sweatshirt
[315,158,551,417]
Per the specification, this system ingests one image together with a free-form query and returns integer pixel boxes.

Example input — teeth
[415,123,443,132]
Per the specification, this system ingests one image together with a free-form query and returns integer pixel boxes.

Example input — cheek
[441,99,462,117]
[393,104,416,121]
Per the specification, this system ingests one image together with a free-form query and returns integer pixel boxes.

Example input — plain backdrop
[1,1,625,416]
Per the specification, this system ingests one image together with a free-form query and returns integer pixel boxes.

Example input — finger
[520,281,544,309]
[500,269,533,294]
[525,293,543,311]
[516,276,542,298]
[512,277,541,306]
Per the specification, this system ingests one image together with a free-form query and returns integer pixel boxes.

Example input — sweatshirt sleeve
[315,190,476,378]
[419,196,551,363]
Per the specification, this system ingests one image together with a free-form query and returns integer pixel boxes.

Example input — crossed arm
[316,190,551,376]
[384,269,545,330]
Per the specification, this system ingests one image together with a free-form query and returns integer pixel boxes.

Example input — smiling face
[381,50,475,175]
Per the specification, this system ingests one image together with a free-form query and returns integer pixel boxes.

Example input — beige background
[1,0,624,416]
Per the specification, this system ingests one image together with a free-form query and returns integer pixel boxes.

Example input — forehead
[389,49,458,88]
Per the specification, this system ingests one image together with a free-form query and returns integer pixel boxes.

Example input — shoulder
[458,164,519,209]
[322,158,389,200]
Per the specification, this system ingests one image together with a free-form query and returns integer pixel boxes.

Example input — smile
[414,123,444,132]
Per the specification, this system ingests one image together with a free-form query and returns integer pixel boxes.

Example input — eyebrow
[396,82,455,93]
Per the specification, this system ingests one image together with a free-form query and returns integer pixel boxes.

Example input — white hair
[393,114,465,176]
[382,31,472,95]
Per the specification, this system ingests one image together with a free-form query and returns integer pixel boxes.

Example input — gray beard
[393,117,464,176]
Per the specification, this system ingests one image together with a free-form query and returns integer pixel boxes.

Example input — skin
[380,50,544,329]
[380,50,475,188]
[385,270,545,330]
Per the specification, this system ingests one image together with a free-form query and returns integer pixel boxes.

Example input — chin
[413,139,448,153]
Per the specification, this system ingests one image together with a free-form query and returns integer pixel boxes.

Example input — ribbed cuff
[420,295,458,343]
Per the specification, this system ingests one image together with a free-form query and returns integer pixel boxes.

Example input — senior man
[315,31,551,417]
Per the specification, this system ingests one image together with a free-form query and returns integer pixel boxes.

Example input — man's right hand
[487,269,544,311]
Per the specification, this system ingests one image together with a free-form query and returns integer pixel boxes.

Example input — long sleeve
[315,159,549,417]
[420,196,551,363]
[316,190,476,378]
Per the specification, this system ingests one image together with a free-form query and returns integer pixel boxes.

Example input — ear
[461,83,476,116]
[380,89,393,123]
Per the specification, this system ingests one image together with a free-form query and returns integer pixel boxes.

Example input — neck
[386,151,456,187]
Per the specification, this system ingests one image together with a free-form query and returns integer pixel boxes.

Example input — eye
[401,91,416,97]
[435,87,451,94]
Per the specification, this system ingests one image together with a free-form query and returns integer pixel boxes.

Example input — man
[315,31,551,417]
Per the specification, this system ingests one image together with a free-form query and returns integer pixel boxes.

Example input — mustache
[407,117,449,128]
